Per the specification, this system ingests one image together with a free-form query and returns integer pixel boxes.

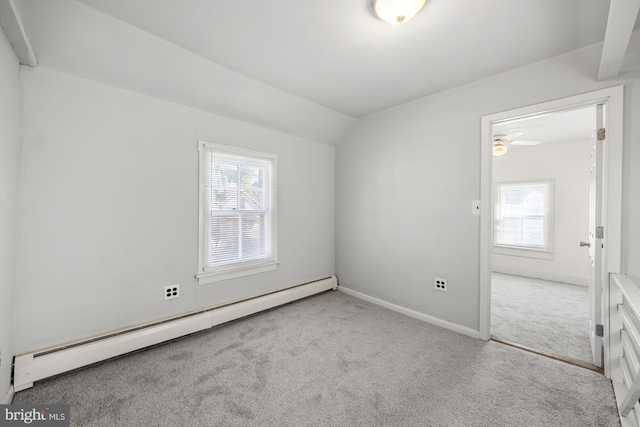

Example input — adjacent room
[490,107,596,367]
[2,0,640,426]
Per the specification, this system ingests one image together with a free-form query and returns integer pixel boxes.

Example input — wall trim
[492,267,588,287]
[338,286,480,339]
[3,385,13,404]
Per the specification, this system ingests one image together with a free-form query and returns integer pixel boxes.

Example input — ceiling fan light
[493,143,508,157]
[371,0,427,25]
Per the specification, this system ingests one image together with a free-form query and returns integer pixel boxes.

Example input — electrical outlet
[164,284,180,300]
[434,277,448,292]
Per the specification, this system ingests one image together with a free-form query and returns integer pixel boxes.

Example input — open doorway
[478,86,624,378]
[489,106,596,367]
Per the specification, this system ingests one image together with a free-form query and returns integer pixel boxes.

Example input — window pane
[211,189,238,210]
[523,188,545,216]
[522,218,545,246]
[240,166,264,190]
[212,163,237,187]
[242,214,266,259]
[199,143,277,274]
[494,181,551,251]
[239,189,262,210]
[209,216,239,265]
[501,218,522,244]
[239,166,267,210]
[503,190,522,217]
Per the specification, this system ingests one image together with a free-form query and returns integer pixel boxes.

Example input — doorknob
[580,241,591,248]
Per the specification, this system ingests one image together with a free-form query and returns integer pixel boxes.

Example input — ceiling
[9,0,640,146]
[75,0,615,118]
[493,106,596,148]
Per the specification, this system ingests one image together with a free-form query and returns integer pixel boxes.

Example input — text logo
[1,405,69,426]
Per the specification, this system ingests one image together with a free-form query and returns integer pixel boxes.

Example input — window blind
[495,181,552,250]
[200,144,276,272]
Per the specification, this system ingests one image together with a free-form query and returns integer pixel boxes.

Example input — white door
[585,103,605,368]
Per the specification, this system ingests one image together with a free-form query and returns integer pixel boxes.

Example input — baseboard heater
[13,275,337,392]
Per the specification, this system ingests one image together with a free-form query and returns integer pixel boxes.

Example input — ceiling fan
[492,131,541,157]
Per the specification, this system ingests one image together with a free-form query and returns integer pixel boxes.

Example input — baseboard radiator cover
[13,275,338,392]
[3,385,13,405]
[610,273,640,427]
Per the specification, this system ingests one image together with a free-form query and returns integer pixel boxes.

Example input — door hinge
[597,128,606,141]
[596,226,604,239]
[596,324,604,337]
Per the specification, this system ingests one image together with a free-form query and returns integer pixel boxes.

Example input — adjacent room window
[494,181,554,255]
[197,141,278,284]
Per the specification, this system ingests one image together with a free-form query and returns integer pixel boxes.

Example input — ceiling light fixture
[492,131,541,157]
[493,143,508,157]
[371,0,427,25]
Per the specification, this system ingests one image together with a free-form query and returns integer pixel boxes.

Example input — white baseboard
[3,385,14,404]
[338,286,480,339]
[492,266,588,286]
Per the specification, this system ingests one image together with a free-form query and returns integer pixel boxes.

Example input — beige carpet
[13,290,618,426]
[491,272,593,365]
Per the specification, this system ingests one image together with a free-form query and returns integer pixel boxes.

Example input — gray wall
[336,37,640,332]
[0,28,20,400]
[9,12,640,365]
[15,66,335,353]
[17,0,354,147]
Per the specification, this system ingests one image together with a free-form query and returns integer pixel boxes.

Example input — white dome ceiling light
[371,0,427,25]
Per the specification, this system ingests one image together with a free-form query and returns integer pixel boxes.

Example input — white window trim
[197,259,280,284]
[493,245,554,260]
[197,140,278,285]
[493,180,554,259]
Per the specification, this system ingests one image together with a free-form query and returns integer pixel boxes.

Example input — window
[494,181,553,256]
[197,141,277,284]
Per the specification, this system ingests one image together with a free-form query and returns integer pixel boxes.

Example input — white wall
[15,66,335,353]
[17,0,354,146]
[492,140,591,285]
[0,27,20,400]
[336,35,640,332]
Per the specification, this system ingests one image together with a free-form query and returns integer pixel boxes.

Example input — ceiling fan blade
[505,131,524,139]
[493,131,525,143]
[510,140,541,146]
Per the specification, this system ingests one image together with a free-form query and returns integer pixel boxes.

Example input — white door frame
[479,85,624,377]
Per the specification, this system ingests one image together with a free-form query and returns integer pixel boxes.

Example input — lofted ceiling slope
[11,0,640,145]
[76,0,615,117]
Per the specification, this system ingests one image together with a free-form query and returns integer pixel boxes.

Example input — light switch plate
[472,200,481,216]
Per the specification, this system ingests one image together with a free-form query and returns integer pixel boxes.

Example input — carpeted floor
[491,272,593,366]
[13,290,619,426]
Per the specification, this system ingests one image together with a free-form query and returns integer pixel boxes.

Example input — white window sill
[493,245,554,260]
[197,260,280,285]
